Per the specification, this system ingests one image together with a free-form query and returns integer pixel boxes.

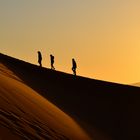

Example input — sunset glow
[1,0,140,84]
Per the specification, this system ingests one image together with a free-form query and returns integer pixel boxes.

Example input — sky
[1,0,140,84]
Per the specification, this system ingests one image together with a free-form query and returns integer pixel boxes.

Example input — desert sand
[0,55,90,140]
[1,53,140,140]
[132,82,140,87]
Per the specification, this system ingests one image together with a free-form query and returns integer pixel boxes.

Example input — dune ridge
[1,53,140,140]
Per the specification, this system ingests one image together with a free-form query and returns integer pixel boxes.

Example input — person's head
[72,58,75,61]
[38,51,40,54]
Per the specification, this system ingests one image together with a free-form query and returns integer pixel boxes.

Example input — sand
[0,62,90,139]
[1,53,140,140]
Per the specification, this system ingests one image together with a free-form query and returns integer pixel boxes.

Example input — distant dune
[132,83,140,87]
[0,53,140,140]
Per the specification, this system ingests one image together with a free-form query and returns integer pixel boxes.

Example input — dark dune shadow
[1,53,140,140]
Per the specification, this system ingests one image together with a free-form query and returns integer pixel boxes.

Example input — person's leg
[72,67,74,75]
[74,69,76,75]
[51,63,54,69]
[52,62,55,69]
[39,60,42,67]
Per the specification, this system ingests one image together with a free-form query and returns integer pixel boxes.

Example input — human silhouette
[72,58,77,75]
[37,51,42,67]
[50,54,55,70]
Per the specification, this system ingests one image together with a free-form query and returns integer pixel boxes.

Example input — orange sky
[1,0,140,84]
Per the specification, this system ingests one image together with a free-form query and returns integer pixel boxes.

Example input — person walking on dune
[37,51,42,67]
[72,58,77,75]
[50,54,55,70]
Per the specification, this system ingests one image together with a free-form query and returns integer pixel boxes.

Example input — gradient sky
[1,0,140,84]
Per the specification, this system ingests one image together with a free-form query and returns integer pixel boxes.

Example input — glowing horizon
[1,0,140,84]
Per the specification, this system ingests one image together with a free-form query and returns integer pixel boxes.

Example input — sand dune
[1,53,140,140]
[132,83,140,87]
[0,56,90,139]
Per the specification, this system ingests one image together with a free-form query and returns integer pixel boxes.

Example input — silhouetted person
[37,51,42,67]
[50,54,55,70]
[72,58,77,75]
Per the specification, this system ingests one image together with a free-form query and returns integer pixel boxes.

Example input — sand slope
[132,83,140,87]
[1,53,140,140]
[0,60,90,139]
